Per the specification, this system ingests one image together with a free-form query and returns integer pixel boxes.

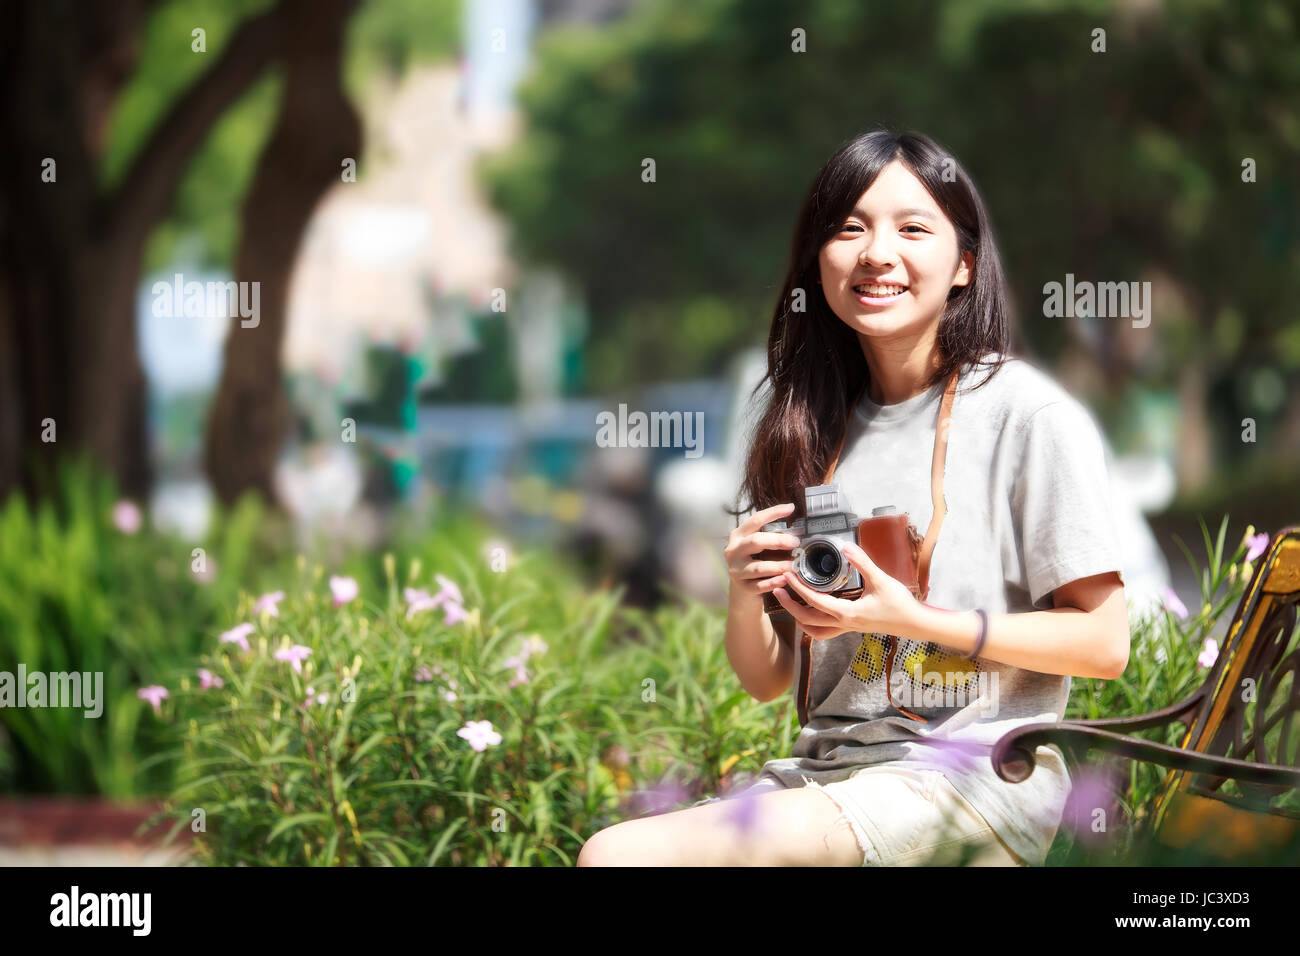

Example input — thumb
[841,541,887,584]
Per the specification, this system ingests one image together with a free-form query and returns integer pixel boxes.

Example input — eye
[901,225,928,234]
[841,224,862,233]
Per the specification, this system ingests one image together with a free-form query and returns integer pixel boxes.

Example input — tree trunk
[0,0,282,504]
[204,0,362,507]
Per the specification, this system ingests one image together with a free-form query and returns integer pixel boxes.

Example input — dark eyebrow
[848,207,937,222]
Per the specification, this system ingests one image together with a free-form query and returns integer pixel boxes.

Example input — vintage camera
[759,483,872,616]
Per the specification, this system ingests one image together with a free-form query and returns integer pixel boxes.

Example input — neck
[857,326,942,405]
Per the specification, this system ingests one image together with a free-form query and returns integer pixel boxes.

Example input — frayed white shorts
[696,765,1026,867]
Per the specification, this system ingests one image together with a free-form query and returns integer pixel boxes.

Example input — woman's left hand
[772,541,921,640]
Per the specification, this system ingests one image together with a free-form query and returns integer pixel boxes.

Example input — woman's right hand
[724,502,801,598]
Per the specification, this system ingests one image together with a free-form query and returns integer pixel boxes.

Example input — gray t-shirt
[746,352,1127,866]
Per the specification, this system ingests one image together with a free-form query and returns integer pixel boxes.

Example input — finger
[745,530,803,553]
[755,573,788,592]
[741,501,796,534]
[803,624,844,642]
[781,570,850,615]
[840,541,884,581]
[772,587,840,628]
[735,559,795,580]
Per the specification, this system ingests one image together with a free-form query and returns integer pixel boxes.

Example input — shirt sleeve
[1009,399,1127,610]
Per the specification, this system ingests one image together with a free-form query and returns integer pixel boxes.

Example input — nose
[858,228,896,267]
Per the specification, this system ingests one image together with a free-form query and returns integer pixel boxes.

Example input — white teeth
[855,284,906,297]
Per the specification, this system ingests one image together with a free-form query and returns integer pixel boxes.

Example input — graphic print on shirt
[848,633,985,714]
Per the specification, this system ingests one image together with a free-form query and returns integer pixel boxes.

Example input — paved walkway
[0,843,193,866]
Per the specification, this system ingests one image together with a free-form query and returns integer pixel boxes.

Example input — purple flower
[137,685,168,715]
[197,668,223,690]
[219,623,254,652]
[1197,638,1219,669]
[630,779,691,817]
[329,575,359,607]
[1060,764,1121,847]
[112,500,142,534]
[724,790,762,834]
[414,664,435,683]
[253,590,285,617]
[1161,587,1188,621]
[922,737,990,776]
[274,644,313,674]
[457,719,502,751]
[1245,532,1269,563]
[302,686,328,707]
[443,601,469,626]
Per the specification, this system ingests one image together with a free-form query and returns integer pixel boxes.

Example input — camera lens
[801,541,842,588]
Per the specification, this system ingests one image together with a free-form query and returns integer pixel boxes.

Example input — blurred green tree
[0,0,458,505]
[481,0,1300,495]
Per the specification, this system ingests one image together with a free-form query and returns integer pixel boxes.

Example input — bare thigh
[576,786,863,867]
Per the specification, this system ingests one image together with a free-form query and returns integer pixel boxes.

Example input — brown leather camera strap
[796,367,960,726]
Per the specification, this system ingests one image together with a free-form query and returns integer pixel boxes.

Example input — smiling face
[818,160,973,346]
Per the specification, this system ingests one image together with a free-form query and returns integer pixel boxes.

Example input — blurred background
[3,0,1299,616]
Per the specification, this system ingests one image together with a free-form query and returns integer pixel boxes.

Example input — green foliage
[148,543,799,865]
[343,0,461,97]
[0,461,286,797]
[103,0,282,271]
[5,463,1290,864]
[483,0,1300,399]
[1047,514,1300,865]
[100,0,460,273]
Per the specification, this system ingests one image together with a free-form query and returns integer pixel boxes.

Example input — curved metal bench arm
[991,718,1300,788]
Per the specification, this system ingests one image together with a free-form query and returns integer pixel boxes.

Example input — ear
[952,251,974,289]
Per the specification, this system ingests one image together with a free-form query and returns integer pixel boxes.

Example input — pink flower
[503,655,530,688]
[274,644,314,674]
[219,623,254,651]
[1197,638,1219,669]
[404,576,470,625]
[442,688,458,703]
[137,685,168,716]
[112,500,142,534]
[197,668,223,690]
[404,587,443,620]
[519,635,548,660]
[329,575,359,606]
[1245,532,1269,563]
[434,574,463,607]
[414,665,435,682]
[1161,587,1188,621]
[253,590,285,617]
[457,720,502,751]
[302,686,328,707]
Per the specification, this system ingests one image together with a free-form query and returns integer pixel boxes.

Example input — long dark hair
[730,129,1015,521]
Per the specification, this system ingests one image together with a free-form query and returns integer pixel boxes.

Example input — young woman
[577,129,1130,867]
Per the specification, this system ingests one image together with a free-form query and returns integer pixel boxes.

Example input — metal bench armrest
[991,720,1300,789]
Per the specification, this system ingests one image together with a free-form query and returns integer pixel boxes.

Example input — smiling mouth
[853,283,908,298]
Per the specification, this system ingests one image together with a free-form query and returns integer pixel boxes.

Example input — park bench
[992,525,1300,861]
